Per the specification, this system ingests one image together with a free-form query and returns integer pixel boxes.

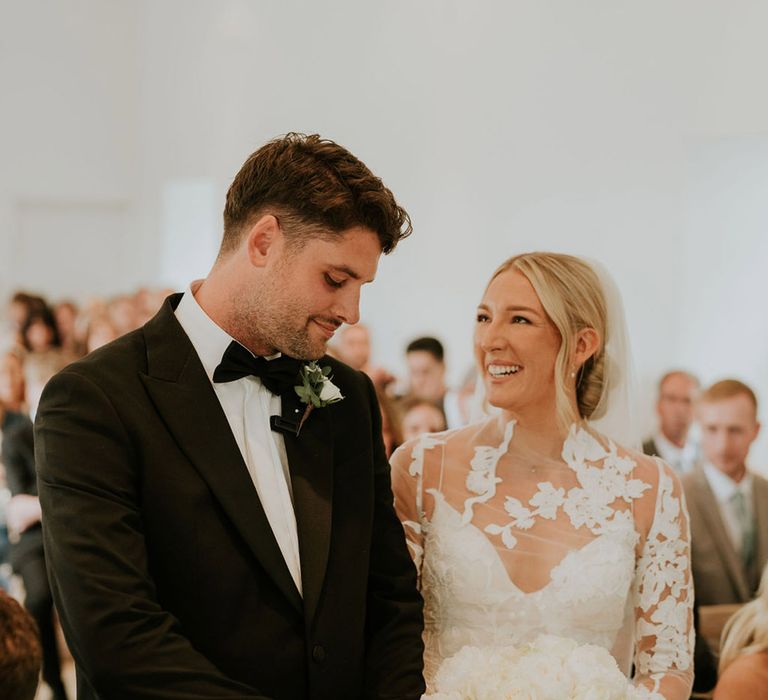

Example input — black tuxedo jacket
[35,295,424,700]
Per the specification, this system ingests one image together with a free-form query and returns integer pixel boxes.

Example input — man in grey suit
[682,379,768,605]
[642,370,700,474]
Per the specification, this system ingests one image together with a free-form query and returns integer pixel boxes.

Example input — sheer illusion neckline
[415,419,651,594]
[427,488,636,596]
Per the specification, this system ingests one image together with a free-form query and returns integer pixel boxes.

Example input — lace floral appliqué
[483,425,652,549]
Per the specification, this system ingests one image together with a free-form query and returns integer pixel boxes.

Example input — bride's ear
[572,328,601,370]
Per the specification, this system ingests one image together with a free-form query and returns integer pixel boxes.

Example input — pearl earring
[570,367,576,379]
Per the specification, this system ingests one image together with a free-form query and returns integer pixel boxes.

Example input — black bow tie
[213,341,302,396]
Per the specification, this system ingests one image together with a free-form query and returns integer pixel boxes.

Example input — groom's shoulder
[53,327,148,387]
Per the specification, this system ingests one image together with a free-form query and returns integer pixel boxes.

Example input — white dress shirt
[702,461,754,557]
[652,431,699,474]
[175,281,302,595]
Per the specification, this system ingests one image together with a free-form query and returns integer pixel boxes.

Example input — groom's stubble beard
[229,273,328,361]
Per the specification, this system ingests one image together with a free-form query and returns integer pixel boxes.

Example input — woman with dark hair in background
[21,306,60,354]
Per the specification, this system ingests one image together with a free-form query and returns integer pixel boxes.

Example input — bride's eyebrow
[505,305,539,315]
[476,303,540,315]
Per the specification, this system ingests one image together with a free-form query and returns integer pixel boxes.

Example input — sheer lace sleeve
[631,458,694,699]
[391,437,427,578]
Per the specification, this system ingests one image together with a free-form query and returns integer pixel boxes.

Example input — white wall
[0,0,147,301]
[2,0,768,463]
[680,137,768,468]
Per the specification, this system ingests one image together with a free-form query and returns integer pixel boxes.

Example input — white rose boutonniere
[295,362,344,408]
[293,361,344,434]
[318,376,344,403]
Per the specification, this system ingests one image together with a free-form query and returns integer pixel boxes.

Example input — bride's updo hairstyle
[488,252,608,431]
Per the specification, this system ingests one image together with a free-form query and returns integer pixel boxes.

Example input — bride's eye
[324,274,344,289]
[511,316,530,324]
[476,313,490,323]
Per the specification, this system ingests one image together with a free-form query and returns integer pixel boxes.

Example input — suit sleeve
[35,368,273,700]
[360,373,426,699]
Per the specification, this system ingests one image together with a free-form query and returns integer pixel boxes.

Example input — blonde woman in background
[714,563,768,699]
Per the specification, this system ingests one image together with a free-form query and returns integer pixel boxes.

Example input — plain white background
[1,0,767,465]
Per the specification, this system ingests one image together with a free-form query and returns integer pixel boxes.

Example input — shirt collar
[654,430,699,458]
[174,280,237,383]
[702,461,753,504]
[654,431,683,459]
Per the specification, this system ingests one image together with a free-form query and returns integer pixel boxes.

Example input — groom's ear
[245,214,282,268]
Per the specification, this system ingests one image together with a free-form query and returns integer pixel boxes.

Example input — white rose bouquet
[424,635,630,700]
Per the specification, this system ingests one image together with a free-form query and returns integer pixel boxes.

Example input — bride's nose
[478,319,508,353]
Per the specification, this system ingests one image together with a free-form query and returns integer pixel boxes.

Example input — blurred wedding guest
[1,399,30,478]
[53,301,82,357]
[24,352,67,422]
[682,379,768,607]
[0,588,42,700]
[690,605,718,695]
[0,401,28,593]
[21,307,60,354]
[643,370,700,474]
[336,324,395,390]
[107,294,138,335]
[443,366,477,429]
[0,352,26,415]
[5,294,33,332]
[3,351,70,700]
[400,398,447,442]
[404,337,469,429]
[714,562,768,699]
[131,287,169,327]
[376,386,403,459]
[404,337,446,405]
[5,293,46,336]
[84,315,119,354]
[336,324,371,370]
[0,489,10,592]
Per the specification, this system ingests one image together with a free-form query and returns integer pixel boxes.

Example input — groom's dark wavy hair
[220,133,412,256]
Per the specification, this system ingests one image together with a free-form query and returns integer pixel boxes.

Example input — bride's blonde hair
[488,252,607,432]
[719,564,768,675]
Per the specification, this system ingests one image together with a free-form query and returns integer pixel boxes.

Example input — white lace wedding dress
[391,417,694,699]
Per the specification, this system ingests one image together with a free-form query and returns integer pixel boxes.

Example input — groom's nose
[333,286,361,325]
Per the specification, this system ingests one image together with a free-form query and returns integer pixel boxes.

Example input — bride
[391,252,693,698]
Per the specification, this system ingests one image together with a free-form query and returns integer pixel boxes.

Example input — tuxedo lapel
[691,468,751,600]
[139,296,302,614]
[280,388,333,624]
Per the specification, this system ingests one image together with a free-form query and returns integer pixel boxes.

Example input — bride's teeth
[488,364,521,377]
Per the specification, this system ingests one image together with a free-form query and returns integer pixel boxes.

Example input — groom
[34,134,425,699]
